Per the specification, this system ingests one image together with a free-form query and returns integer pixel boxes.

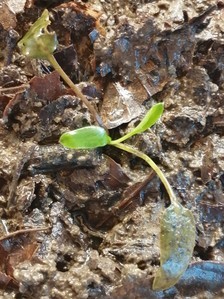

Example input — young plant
[17,9,103,127]
[59,102,196,291]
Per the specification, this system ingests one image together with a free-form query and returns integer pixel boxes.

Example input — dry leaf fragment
[101,82,143,129]
[29,71,64,101]
[0,3,17,30]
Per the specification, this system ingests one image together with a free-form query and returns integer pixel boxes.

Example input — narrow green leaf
[133,102,164,134]
[59,126,111,149]
[109,102,164,145]
[18,9,58,59]
[152,203,196,291]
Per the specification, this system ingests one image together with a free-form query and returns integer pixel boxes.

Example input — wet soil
[0,0,224,298]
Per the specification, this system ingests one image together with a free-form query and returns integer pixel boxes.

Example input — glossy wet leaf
[153,203,195,290]
[59,126,111,149]
[18,9,58,59]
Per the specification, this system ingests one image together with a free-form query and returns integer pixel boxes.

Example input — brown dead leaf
[7,242,38,277]
[0,231,40,290]
[0,3,17,30]
[29,71,64,102]
[103,155,130,189]
[3,91,24,124]
[0,272,18,290]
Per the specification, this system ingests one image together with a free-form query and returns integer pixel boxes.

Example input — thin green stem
[110,131,136,145]
[46,54,104,128]
[111,142,178,205]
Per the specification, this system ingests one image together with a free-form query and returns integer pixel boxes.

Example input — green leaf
[59,126,111,149]
[152,203,196,291]
[109,102,164,145]
[18,9,58,59]
[132,102,164,135]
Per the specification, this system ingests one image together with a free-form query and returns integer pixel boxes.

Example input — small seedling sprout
[17,10,196,288]
[59,102,196,290]
[18,9,104,127]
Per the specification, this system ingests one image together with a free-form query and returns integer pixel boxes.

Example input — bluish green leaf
[18,9,58,59]
[59,126,111,149]
[152,203,196,290]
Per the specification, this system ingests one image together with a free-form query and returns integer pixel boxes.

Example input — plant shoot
[59,102,196,291]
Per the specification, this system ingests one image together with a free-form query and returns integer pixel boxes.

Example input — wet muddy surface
[0,0,224,298]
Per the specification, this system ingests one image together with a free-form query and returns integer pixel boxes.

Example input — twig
[0,84,30,94]
[0,227,51,241]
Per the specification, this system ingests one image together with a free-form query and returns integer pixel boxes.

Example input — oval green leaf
[152,203,196,291]
[18,9,58,59]
[59,126,111,149]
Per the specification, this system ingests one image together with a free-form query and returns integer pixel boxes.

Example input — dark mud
[0,0,223,298]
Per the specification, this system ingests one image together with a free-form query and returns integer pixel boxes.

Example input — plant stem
[46,53,104,128]
[109,131,137,145]
[111,142,178,206]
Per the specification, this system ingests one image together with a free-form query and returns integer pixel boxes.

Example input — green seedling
[18,9,103,127]
[17,7,195,292]
[59,102,196,291]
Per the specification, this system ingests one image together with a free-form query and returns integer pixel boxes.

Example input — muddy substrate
[0,0,224,298]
